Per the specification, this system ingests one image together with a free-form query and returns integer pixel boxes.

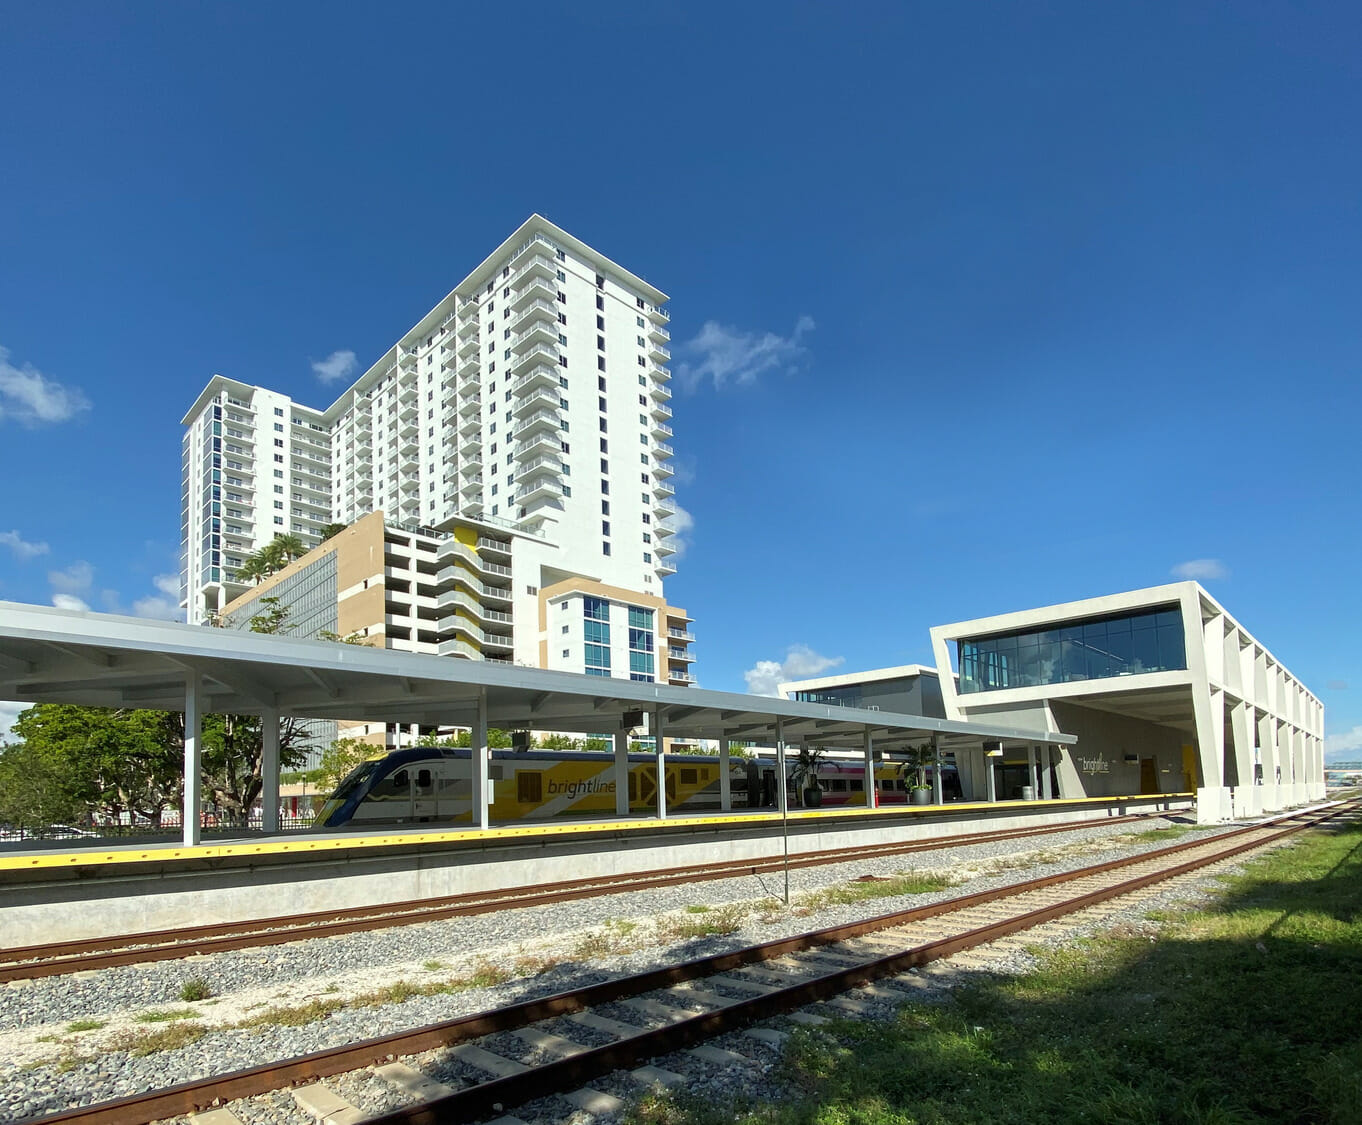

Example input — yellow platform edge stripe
[0,793,1196,872]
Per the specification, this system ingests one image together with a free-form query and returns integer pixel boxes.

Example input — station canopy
[0,603,1074,754]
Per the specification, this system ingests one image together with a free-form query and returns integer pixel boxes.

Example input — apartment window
[602,542,611,556]
[561,441,570,453]
[274,408,284,416]
[602,520,611,536]
[637,316,645,328]
[641,472,649,483]
[601,500,610,515]
[273,500,283,509]
[559,355,568,366]
[274,422,283,432]
[584,596,610,622]
[600,377,608,393]
[636,297,645,309]
[274,516,284,525]
[599,418,607,432]
[274,438,283,447]
[640,434,648,444]
[643,532,651,544]
[596,335,605,352]
[274,469,283,478]
[558,312,566,325]
[638,394,647,405]
[562,484,571,496]
[274,484,283,493]
[557,290,565,302]
[595,273,604,289]
[556,248,565,261]
[596,316,605,330]
[559,375,569,388]
[274,454,284,463]
[596,295,604,311]
[638,356,646,367]
[600,438,608,453]
[503,286,510,298]
[643,552,652,563]
[598,356,606,371]
[641,453,649,464]
[601,479,610,494]
[637,336,646,347]
[563,649,570,659]
[639,375,647,386]
[600,461,609,476]
[599,396,608,412]
[562,625,569,634]
[642,512,651,524]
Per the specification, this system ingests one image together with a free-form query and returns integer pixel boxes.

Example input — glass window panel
[1131,628,1159,672]
[1157,623,1187,670]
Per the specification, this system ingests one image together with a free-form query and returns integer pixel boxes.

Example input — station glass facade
[957,606,1186,693]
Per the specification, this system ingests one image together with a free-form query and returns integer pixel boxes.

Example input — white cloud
[744,644,844,697]
[1171,559,1229,581]
[666,504,694,559]
[131,574,183,621]
[311,349,359,384]
[1325,726,1362,760]
[677,315,815,391]
[0,701,25,743]
[0,345,91,425]
[49,560,94,597]
[0,530,48,560]
[52,593,91,611]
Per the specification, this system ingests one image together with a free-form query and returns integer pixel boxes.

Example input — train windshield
[330,760,381,802]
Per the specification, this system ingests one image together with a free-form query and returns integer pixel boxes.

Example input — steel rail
[16,802,1349,1125]
[0,811,1168,981]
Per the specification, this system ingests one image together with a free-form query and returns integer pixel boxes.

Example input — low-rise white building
[930,582,1324,821]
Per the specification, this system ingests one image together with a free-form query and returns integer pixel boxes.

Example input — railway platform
[0,792,1191,947]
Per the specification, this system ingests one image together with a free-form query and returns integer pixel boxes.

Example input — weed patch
[64,1019,105,1033]
[178,977,213,1002]
[134,1008,199,1023]
[107,1022,207,1056]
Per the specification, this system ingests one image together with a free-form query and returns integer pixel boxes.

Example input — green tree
[538,732,583,751]
[318,522,348,543]
[316,737,379,791]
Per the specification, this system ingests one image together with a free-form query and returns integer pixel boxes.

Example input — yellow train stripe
[0,793,1195,873]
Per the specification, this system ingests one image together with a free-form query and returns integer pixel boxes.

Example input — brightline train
[314,746,962,828]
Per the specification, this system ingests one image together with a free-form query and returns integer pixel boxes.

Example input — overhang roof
[0,603,1074,751]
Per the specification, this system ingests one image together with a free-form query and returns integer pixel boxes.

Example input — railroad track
[0,811,1170,982]
[19,801,1353,1125]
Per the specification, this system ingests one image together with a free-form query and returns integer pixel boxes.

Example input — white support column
[863,729,875,808]
[260,707,280,834]
[653,707,667,820]
[932,734,944,805]
[719,738,732,812]
[614,731,630,817]
[1228,701,1258,817]
[986,747,998,802]
[1026,744,1037,800]
[1191,687,1228,822]
[472,688,490,830]
[775,718,788,816]
[183,675,203,847]
[1040,744,1053,800]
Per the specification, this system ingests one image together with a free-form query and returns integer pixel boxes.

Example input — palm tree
[318,522,348,543]
[790,745,826,807]
[896,744,936,796]
[233,555,267,585]
[272,533,307,563]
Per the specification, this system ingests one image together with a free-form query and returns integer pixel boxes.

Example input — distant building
[781,665,946,719]
[182,215,693,693]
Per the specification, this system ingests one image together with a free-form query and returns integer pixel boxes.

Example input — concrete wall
[1048,701,1187,797]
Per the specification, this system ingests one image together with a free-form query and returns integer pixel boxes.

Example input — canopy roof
[0,603,1074,752]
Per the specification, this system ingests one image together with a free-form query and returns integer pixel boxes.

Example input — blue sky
[1,3,1359,754]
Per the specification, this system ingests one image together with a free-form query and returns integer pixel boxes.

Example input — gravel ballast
[0,813,1285,1122]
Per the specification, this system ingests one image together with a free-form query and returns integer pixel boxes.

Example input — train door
[412,766,437,820]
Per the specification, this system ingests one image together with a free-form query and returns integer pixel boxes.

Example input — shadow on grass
[628,817,1362,1125]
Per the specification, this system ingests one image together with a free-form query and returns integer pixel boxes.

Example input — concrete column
[1191,687,1227,823]
[1228,701,1257,817]
[775,718,788,816]
[1026,744,1037,799]
[719,738,732,812]
[183,675,203,847]
[614,731,630,817]
[260,707,280,833]
[932,734,944,805]
[653,707,667,820]
[986,748,998,803]
[472,689,490,829]
[1040,744,1053,800]
[862,729,875,808]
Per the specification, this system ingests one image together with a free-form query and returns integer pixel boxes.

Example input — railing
[518,455,563,476]
[668,629,695,642]
[509,298,557,332]
[514,478,562,502]
[514,365,560,392]
[653,423,673,437]
[509,253,556,288]
[512,409,561,436]
[653,442,674,457]
[477,536,511,553]
[512,343,559,369]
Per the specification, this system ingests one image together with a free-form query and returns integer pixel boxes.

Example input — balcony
[514,475,563,504]
[511,273,556,310]
[481,582,513,603]
[653,480,675,498]
[645,304,670,324]
[460,474,483,495]
[517,454,563,477]
[457,333,481,359]
[653,442,674,460]
[481,630,514,651]
[510,318,557,350]
[509,298,556,334]
[457,314,479,339]
[477,536,512,557]
[441,401,460,427]
[649,341,670,363]
[513,429,561,460]
[457,353,480,378]
[459,393,482,416]
[669,671,696,685]
[654,539,676,557]
[398,351,418,371]
[514,386,560,417]
[650,401,672,421]
[458,412,482,437]
[654,459,675,479]
[510,343,560,377]
[438,637,480,660]
[654,516,677,536]
[657,559,677,575]
[513,364,560,394]
[460,430,483,452]
[653,493,674,517]
[512,408,561,438]
[509,252,556,288]
[647,321,670,344]
[651,420,672,439]
[650,382,672,402]
[668,628,695,642]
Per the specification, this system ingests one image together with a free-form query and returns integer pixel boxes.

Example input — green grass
[64,1018,105,1033]
[626,818,1362,1125]
[801,870,952,909]
[178,977,213,1001]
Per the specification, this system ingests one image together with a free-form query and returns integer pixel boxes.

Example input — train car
[744,758,963,808]
[314,747,749,828]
